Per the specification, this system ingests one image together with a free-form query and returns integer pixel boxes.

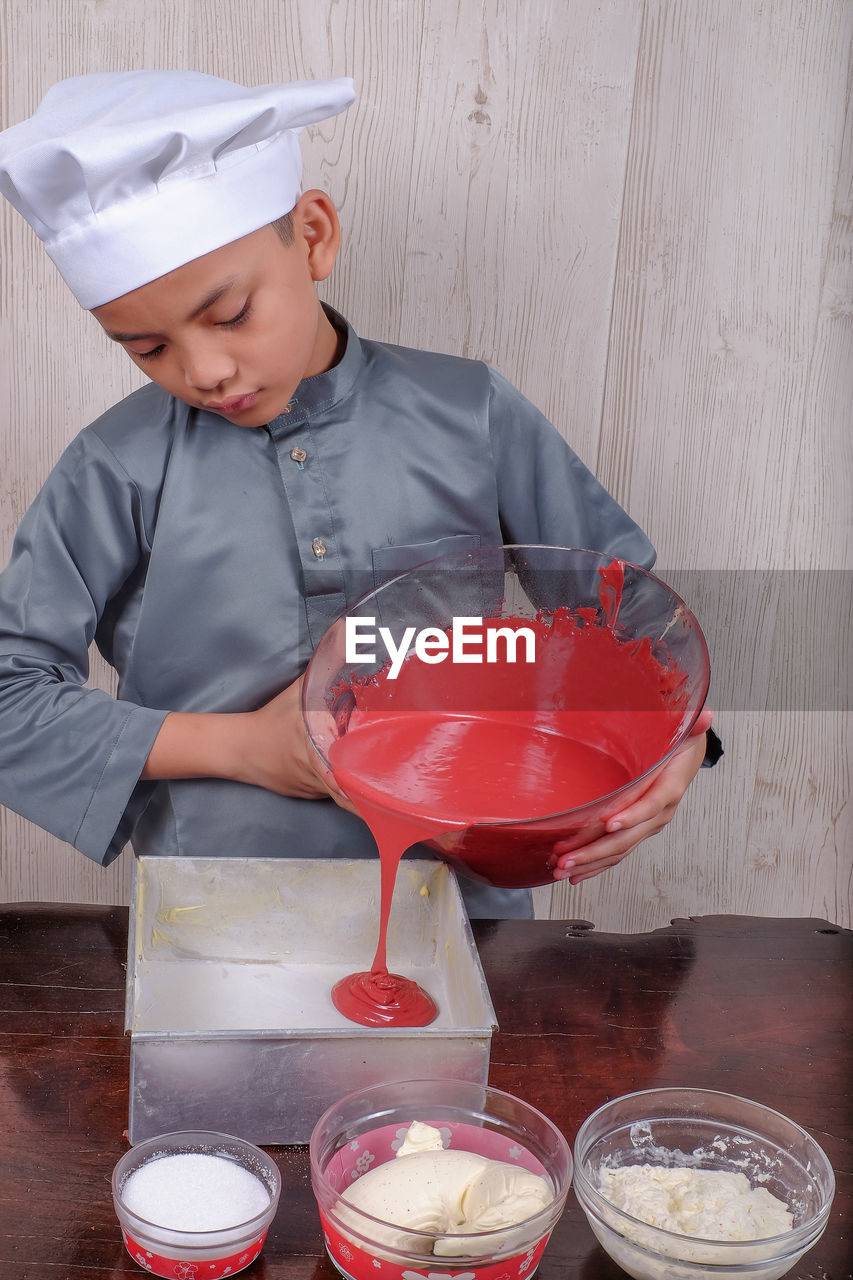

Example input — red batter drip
[328,561,690,1028]
[331,807,440,1026]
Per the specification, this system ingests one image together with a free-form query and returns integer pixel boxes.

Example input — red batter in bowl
[303,545,710,1027]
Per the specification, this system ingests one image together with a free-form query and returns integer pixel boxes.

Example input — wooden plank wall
[0,0,850,929]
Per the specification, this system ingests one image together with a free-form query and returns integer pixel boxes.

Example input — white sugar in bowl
[112,1130,281,1278]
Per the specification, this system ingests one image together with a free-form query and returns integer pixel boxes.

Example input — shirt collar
[268,303,362,427]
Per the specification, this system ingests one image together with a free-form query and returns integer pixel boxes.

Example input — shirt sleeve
[0,430,168,865]
[486,367,656,569]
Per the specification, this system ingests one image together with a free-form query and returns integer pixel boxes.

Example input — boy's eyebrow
[105,278,239,342]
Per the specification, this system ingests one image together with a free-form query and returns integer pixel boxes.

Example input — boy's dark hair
[271,211,294,244]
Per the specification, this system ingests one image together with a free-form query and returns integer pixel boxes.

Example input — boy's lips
[204,391,259,414]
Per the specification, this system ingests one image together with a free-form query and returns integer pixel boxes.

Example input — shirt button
[290,446,307,463]
[312,538,328,559]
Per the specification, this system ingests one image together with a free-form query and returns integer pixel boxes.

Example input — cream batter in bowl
[572,1087,834,1280]
[309,1077,572,1279]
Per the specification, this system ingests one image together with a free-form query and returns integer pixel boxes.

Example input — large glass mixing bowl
[302,544,710,888]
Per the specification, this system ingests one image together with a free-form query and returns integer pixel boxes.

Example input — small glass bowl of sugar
[112,1129,281,1278]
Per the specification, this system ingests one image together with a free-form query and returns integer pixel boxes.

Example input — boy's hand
[550,707,715,885]
[142,675,356,811]
[241,676,356,809]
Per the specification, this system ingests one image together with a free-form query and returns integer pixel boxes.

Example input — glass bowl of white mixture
[573,1087,834,1280]
[309,1077,573,1279]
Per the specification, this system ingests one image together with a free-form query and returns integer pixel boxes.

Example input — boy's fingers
[603,731,709,832]
[553,845,638,882]
[553,812,667,877]
[550,781,669,860]
[604,782,676,834]
[551,711,713,857]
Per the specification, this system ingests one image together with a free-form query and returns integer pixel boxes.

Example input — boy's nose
[182,346,238,391]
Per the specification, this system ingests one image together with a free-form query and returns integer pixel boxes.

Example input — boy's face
[92,193,341,428]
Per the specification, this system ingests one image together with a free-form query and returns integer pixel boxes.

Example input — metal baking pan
[125,856,497,1144]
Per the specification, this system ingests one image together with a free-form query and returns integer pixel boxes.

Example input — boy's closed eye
[219,301,251,329]
[132,301,253,362]
[135,344,166,363]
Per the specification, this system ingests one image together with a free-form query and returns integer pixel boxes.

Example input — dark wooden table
[0,907,850,1279]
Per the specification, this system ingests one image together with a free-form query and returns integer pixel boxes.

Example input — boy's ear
[293,189,340,282]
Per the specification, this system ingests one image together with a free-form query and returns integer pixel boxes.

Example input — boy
[0,70,714,918]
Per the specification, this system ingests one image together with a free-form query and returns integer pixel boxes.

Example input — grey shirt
[0,308,654,916]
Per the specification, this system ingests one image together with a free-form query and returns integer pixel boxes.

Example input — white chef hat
[0,69,355,308]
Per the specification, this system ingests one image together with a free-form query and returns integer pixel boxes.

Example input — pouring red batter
[328,561,690,1027]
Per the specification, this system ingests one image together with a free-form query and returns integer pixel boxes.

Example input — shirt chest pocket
[370,533,503,627]
[370,533,483,588]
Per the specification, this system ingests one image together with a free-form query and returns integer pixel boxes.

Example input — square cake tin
[125,856,497,1144]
